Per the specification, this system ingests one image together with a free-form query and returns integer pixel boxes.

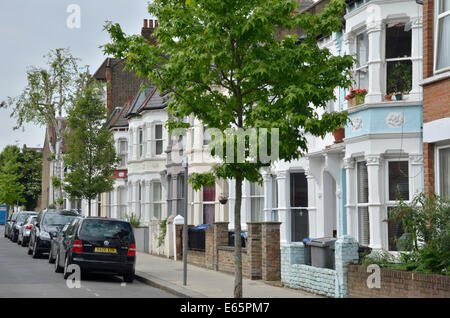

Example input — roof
[107,100,131,129]
[126,85,168,118]
[93,58,121,81]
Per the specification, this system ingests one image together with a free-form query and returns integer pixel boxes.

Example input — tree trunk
[88,199,91,217]
[234,175,243,298]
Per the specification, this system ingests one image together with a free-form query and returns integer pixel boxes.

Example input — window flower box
[345,88,367,107]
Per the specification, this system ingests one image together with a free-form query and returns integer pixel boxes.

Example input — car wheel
[32,239,40,259]
[55,252,63,273]
[48,248,55,263]
[21,239,27,247]
[123,272,134,283]
[12,232,17,242]
[63,256,71,279]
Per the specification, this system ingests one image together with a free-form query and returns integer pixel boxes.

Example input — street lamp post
[182,157,188,286]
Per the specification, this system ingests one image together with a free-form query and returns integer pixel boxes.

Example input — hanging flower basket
[219,195,228,205]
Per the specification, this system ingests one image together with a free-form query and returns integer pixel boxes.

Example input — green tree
[19,148,43,211]
[104,0,353,297]
[0,146,25,210]
[63,75,118,216]
[1,48,80,208]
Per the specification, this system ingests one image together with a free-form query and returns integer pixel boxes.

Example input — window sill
[420,70,450,86]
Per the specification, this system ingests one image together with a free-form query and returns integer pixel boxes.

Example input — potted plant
[345,88,367,107]
[387,61,412,101]
[384,93,393,101]
[333,127,345,143]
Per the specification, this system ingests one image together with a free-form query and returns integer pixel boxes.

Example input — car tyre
[32,239,40,259]
[48,248,55,263]
[63,256,71,279]
[123,272,134,283]
[21,238,27,247]
[55,252,63,273]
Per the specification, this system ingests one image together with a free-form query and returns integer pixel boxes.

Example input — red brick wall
[422,0,450,195]
[347,264,450,298]
[423,142,435,194]
[423,0,435,80]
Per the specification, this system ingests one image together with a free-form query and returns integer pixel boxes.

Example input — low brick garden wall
[175,221,281,282]
[187,250,207,268]
[217,246,249,277]
[348,264,450,298]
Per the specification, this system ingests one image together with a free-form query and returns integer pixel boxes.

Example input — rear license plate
[94,247,117,254]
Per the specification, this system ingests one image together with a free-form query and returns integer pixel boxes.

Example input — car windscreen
[42,213,77,227]
[17,213,35,224]
[79,220,133,241]
[26,216,37,224]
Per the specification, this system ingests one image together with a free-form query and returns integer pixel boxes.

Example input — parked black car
[4,211,19,239]
[11,211,38,242]
[28,209,79,258]
[53,217,136,283]
[18,215,38,246]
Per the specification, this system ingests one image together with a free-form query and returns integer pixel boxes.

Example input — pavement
[135,252,322,298]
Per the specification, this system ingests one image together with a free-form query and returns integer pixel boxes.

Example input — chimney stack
[141,19,159,46]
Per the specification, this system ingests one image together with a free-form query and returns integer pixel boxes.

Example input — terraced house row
[42,0,449,277]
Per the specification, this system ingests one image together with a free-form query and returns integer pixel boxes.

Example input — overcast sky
[0,0,151,150]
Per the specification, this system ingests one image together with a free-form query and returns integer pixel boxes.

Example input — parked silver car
[11,212,38,243]
[17,214,38,247]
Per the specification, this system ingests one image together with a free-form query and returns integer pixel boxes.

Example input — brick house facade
[422,0,450,199]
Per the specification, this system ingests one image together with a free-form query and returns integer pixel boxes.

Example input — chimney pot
[149,20,153,28]
[144,19,148,28]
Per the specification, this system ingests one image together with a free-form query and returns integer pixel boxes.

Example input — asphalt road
[0,225,176,298]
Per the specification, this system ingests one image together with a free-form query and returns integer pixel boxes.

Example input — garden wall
[174,221,280,281]
[149,216,174,258]
[347,264,450,298]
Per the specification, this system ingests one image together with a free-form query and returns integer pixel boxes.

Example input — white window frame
[118,139,128,168]
[118,186,128,220]
[385,158,410,251]
[249,181,264,222]
[202,184,216,224]
[289,171,309,242]
[434,0,450,74]
[203,125,212,147]
[138,128,144,159]
[384,21,413,95]
[153,123,164,156]
[435,144,450,199]
[356,160,370,246]
[354,31,369,91]
[152,181,163,220]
